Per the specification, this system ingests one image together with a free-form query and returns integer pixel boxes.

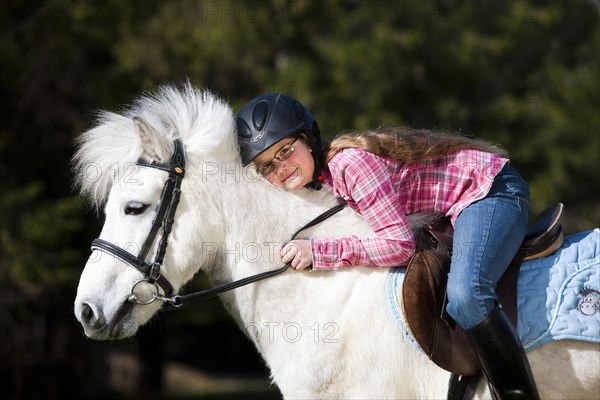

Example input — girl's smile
[282,168,297,183]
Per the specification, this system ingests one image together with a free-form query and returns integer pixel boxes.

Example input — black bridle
[89,139,345,311]
[91,139,186,300]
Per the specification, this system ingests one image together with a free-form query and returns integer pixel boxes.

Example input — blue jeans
[446,164,531,330]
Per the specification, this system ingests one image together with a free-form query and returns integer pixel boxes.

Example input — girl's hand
[281,240,312,270]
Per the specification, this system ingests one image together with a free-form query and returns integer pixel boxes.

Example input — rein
[160,201,346,311]
[89,138,346,311]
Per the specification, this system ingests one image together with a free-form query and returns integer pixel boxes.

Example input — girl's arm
[311,148,416,270]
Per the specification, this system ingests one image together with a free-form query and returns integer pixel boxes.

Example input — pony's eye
[124,202,149,215]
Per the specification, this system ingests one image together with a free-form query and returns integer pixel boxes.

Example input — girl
[236,93,539,399]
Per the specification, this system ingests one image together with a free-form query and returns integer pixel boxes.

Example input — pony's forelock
[72,83,236,210]
[72,112,140,210]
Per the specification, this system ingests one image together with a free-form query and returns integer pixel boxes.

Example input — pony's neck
[210,175,359,330]
[211,174,340,278]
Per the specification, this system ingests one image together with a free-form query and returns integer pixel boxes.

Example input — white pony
[73,84,599,399]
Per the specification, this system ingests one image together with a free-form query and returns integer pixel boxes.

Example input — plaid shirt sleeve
[311,149,416,270]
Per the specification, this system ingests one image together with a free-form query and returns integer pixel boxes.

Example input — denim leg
[446,165,530,330]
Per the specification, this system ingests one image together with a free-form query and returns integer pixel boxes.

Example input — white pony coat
[73,84,600,399]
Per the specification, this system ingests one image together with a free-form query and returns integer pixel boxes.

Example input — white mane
[72,83,236,209]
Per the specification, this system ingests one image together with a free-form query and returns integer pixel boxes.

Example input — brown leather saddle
[401,203,564,376]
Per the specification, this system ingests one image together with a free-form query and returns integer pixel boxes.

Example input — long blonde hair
[325,127,507,164]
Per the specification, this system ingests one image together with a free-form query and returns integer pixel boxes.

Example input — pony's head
[73,84,237,339]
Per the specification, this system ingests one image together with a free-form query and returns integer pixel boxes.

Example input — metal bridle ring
[128,279,160,305]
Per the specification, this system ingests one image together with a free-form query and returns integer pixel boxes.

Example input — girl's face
[254,136,315,191]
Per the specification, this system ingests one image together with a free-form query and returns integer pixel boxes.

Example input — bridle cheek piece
[90,139,186,305]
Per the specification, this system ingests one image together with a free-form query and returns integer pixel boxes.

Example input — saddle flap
[402,249,481,376]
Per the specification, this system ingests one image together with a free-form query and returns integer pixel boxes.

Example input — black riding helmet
[236,93,323,189]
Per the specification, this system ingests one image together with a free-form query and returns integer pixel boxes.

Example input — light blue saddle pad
[386,229,600,351]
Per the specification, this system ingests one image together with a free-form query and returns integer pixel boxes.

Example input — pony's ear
[133,116,171,162]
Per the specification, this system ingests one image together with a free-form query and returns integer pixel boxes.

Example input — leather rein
[89,139,346,312]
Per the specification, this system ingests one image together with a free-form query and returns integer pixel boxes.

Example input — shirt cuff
[310,238,340,270]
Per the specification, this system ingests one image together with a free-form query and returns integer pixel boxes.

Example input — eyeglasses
[256,137,299,176]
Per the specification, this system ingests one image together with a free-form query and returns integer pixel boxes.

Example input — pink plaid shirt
[311,148,508,270]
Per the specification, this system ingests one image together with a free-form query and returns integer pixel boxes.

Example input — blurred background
[1,0,598,399]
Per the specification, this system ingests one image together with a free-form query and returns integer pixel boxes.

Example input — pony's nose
[80,302,106,329]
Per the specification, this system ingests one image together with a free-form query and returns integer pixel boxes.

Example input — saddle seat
[402,203,565,377]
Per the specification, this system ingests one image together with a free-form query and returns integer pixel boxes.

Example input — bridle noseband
[91,139,186,301]
[89,138,345,310]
